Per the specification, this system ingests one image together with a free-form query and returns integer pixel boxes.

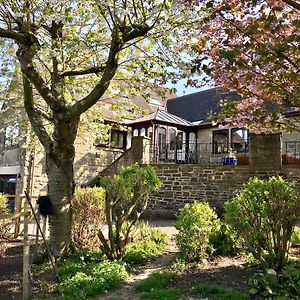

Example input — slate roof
[99,90,176,123]
[128,109,192,127]
[167,88,240,122]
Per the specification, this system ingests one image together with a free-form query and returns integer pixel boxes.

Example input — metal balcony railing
[147,140,249,165]
[284,141,300,164]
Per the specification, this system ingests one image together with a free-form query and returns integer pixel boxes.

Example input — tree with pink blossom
[191,0,300,132]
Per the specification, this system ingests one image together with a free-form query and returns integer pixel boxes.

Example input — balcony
[147,140,249,165]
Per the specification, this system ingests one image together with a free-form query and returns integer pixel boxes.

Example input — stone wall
[249,133,282,169]
[14,137,126,197]
[146,164,300,218]
[100,136,151,176]
[74,136,124,183]
[0,146,21,166]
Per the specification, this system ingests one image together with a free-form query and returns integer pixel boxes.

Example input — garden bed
[173,255,257,293]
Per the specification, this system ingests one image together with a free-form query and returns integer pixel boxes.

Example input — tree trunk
[47,153,74,257]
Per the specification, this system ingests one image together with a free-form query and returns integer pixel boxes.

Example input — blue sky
[167,78,214,97]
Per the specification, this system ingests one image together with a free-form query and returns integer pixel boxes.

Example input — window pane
[231,128,248,153]
[111,130,125,149]
[4,125,19,147]
[176,132,183,150]
[147,127,153,139]
[158,127,166,159]
[212,129,229,154]
[169,129,176,150]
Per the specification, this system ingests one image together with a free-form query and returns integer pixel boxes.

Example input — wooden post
[42,216,47,239]
[14,196,22,238]
[23,201,30,300]
[34,211,40,260]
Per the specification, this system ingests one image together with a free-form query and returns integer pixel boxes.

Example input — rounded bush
[208,224,239,256]
[175,202,220,262]
[225,176,300,270]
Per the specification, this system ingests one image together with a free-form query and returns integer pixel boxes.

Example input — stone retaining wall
[146,164,300,218]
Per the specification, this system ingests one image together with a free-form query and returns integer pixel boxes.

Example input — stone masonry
[146,164,300,218]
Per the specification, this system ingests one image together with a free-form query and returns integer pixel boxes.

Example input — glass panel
[111,130,125,149]
[147,127,153,139]
[231,128,248,154]
[169,129,176,150]
[158,127,166,160]
[176,132,183,150]
[4,125,19,147]
[212,129,229,154]
[140,128,146,136]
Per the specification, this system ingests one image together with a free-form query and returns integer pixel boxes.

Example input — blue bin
[222,157,238,165]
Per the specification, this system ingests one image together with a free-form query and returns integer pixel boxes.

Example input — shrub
[291,228,300,247]
[72,187,105,250]
[123,222,168,266]
[0,193,12,257]
[208,224,239,256]
[249,266,300,298]
[175,202,220,262]
[35,248,127,299]
[225,176,300,270]
[57,260,127,299]
[124,238,167,266]
[98,163,161,260]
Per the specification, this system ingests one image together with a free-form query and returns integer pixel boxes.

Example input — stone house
[1,86,299,206]
[129,88,300,166]
[0,91,174,199]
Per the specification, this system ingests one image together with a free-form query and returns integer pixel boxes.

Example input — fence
[0,194,52,300]
[148,140,249,165]
[283,141,300,164]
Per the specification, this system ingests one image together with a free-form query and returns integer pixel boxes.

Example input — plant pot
[222,157,238,165]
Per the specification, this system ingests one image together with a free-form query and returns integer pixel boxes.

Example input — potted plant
[222,148,238,165]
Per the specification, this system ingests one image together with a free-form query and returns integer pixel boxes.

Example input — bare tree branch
[71,27,122,115]
[59,66,105,77]
[0,27,24,43]
[22,75,53,149]
[17,46,63,112]
[72,20,153,116]
[282,0,300,10]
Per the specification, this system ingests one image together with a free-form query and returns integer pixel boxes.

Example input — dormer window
[149,98,164,108]
[4,124,19,148]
